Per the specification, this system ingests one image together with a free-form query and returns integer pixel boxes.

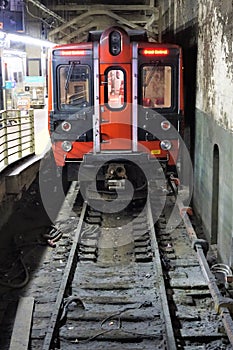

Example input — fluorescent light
[0,31,6,40]
[5,32,55,47]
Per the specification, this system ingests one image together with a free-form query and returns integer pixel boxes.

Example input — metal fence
[0,109,35,173]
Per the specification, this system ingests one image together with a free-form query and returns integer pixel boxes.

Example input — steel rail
[176,196,233,346]
[42,200,87,350]
[147,199,177,349]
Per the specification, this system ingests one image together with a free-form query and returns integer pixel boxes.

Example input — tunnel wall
[158,0,233,265]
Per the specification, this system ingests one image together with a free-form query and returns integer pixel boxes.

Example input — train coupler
[107,179,125,190]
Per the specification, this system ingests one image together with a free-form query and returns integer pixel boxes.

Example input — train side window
[106,69,125,109]
[142,66,172,108]
[58,64,90,110]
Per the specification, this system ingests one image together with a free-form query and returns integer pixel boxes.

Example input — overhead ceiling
[25,0,161,43]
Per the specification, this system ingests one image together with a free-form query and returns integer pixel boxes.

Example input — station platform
[0,107,50,230]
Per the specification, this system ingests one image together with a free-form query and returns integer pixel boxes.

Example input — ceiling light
[4,32,55,47]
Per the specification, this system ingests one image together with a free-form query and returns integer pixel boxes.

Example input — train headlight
[61,121,71,132]
[109,30,121,55]
[62,141,72,152]
[160,140,172,151]
[161,120,171,130]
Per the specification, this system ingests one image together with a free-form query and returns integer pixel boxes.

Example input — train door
[99,64,132,150]
[98,27,132,151]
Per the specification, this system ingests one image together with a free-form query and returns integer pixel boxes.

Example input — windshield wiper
[65,62,75,102]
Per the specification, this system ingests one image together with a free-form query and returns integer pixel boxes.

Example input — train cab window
[107,69,125,109]
[58,64,90,109]
[141,66,172,108]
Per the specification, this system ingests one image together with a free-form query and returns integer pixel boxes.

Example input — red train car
[48,26,184,199]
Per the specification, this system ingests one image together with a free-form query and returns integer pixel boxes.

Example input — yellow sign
[151,150,161,155]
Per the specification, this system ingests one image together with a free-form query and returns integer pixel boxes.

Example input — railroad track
[6,181,233,349]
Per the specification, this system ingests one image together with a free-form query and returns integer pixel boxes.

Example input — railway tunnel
[0,1,233,349]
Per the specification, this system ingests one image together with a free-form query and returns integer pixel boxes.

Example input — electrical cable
[70,303,149,343]
[0,255,29,289]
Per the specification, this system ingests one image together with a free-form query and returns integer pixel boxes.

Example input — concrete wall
[195,1,233,265]
[195,110,233,264]
[159,1,198,35]
[196,1,233,130]
[158,0,233,265]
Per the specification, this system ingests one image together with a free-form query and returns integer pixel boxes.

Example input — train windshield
[141,66,172,108]
[58,64,90,110]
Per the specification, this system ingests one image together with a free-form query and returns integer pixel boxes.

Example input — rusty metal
[42,200,87,350]
[6,181,232,349]
[178,196,233,347]
[147,200,177,350]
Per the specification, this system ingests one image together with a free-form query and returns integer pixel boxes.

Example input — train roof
[87,28,148,42]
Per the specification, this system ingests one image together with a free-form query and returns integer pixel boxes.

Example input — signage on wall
[0,0,24,32]
[0,1,10,10]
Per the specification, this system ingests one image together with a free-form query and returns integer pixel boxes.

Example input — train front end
[48,26,184,201]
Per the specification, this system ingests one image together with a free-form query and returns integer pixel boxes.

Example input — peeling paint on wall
[159,0,233,131]
[158,0,233,265]
[197,0,233,131]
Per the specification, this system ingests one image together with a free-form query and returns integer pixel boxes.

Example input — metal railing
[0,109,35,173]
